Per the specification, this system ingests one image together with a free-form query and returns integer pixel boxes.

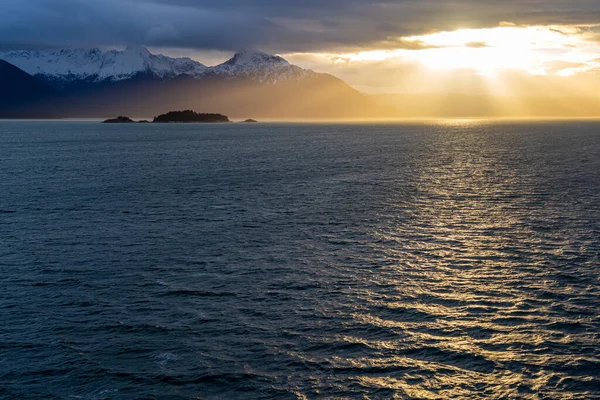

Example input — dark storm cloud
[0,0,279,51]
[2,0,600,52]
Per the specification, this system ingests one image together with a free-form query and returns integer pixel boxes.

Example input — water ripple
[0,121,598,399]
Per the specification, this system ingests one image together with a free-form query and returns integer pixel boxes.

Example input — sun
[410,46,533,75]
[403,26,580,75]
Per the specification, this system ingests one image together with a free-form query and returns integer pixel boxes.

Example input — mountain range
[0,46,389,119]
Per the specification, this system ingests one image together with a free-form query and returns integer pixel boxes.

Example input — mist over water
[1,121,599,399]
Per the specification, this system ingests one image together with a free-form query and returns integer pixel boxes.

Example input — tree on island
[153,110,230,123]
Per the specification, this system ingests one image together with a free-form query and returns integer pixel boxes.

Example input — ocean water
[0,120,599,400]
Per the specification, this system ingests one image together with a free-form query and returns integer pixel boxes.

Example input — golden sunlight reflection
[325,125,595,398]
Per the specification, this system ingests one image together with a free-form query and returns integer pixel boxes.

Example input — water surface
[1,121,599,399]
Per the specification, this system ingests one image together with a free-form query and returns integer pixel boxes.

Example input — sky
[3,0,600,97]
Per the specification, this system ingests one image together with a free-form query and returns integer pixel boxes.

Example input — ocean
[1,120,599,399]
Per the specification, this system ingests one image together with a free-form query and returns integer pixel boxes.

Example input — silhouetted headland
[243,119,258,123]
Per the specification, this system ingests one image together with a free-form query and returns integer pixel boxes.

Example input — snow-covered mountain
[0,45,207,84]
[207,50,314,83]
[0,46,313,87]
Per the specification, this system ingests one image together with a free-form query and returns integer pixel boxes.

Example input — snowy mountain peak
[208,50,312,83]
[224,51,290,68]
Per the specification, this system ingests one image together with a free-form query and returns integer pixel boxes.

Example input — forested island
[153,111,230,123]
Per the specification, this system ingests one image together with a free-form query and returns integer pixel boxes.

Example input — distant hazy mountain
[0,47,389,119]
[0,60,57,116]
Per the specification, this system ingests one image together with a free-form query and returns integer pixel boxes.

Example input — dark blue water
[1,120,599,399]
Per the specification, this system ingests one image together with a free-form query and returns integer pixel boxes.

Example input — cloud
[0,0,279,50]
[145,24,179,43]
[368,39,441,51]
[2,0,600,52]
[543,60,589,72]
[465,42,490,48]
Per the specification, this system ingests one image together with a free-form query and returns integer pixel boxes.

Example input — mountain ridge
[0,46,316,87]
[0,60,57,116]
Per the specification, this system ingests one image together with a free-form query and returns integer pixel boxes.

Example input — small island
[103,116,134,123]
[243,119,258,123]
[153,110,230,123]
